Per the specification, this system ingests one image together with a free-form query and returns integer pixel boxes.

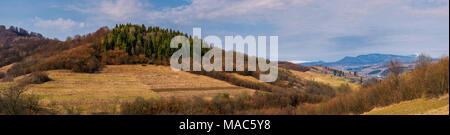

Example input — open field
[290,70,360,90]
[0,82,10,91]
[18,65,254,114]
[0,64,12,90]
[364,94,449,115]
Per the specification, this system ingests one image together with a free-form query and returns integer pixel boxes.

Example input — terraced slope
[23,65,254,113]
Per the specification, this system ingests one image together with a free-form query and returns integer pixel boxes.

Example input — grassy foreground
[19,65,253,114]
[364,94,449,115]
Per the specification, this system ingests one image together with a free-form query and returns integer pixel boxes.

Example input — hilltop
[0,25,44,45]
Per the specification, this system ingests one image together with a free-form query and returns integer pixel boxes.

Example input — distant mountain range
[301,54,418,67]
[299,54,420,78]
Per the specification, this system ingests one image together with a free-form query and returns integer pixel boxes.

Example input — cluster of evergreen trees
[103,24,205,60]
[333,70,345,77]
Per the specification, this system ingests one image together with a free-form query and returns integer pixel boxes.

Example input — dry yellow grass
[0,64,13,90]
[0,63,14,73]
[364,94,449,115]
[0,82,9,91]
[290,70,360,90]
[22,65,254,114]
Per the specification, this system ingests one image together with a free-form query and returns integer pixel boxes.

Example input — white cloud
[69,0,313,24]
[99,0,145,21]
[288,60,312,64]
[33,17,85,31]
[402,4,449,17]
[65,0,449,60]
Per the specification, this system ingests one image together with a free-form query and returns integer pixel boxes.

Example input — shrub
[72,56,103,73]
[120,90,326,115]
[0,72,5,79]
[25,72,52,84]
[1,75,14,82]
[101,49,130,65]
[304,80,336,97]
[41,45,105,73]
[0,81,44,115]
[336,83,352,95]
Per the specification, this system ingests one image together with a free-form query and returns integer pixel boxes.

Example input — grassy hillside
[290,69,360,90]
[24,65,254,114]
[1,24,336,114]
[364,94,449,115]
[1,24,447,115]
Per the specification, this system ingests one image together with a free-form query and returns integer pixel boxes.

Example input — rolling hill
[17,65,254,114]
[364,94,449,115]
[1,25,447,115]
[0,25,344,114]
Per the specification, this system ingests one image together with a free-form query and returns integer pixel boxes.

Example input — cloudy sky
[0,0,448,61]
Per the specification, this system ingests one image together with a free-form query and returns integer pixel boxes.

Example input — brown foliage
[278,61,311,72]
[101,50,150,65]
[5,27,109,76]
[121,90,325,115]
[23,72,52,84]
[40,45,104,73]
[0,72,5,79]
[295,57,449,115]
[0,81,43,115]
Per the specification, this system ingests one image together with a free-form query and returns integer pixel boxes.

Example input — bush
[72,56,103,73]
[304,80,336,97]
[1,74,14,82]
[0,72,5,79]
[0,81,44,115]
[25,72,52,84]
[120,90,326,115]
[41,45,105,73]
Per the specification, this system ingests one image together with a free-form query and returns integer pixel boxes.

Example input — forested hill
[104,24,186,57]
[1,24,311,95]
[2,24,204,77]
[0,25,44,45]
[102,24,210,65]
[0,25,58,68]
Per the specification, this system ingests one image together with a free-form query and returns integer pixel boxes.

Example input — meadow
[20,65,253,114]
[365,94,449,115]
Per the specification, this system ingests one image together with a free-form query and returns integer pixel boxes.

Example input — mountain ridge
[300,53,418,67]
[0,25,44,45]
[299,53,419,78]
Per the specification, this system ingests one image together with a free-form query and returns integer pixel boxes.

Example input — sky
[0,0,448,62]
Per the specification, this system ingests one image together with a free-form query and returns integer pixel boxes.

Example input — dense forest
[104,24,189,60]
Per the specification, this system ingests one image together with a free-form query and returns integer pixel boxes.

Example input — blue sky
[0,0,448,62]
